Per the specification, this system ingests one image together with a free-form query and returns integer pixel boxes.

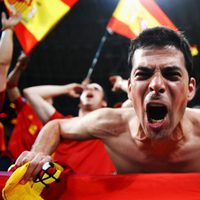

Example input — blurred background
[0,0,200,131]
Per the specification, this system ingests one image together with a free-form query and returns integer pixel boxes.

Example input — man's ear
[188,77,196,101]
[127,79,132,100]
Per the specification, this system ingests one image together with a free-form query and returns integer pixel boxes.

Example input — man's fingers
[109,76,115,84]
[73,93,81,98]
[1,12,6,30]
[32,156,52,179]
[81,78,90,86]
[74,86,83,94]
[15,151,31,167]
[20,160,38,184]
[112,87,117,92]
[8,164,17,172]
[1,12,6,22]
[20,154,52,184]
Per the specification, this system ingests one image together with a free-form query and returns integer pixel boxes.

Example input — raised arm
[23,83,83,123]
[7,51,29,102]
[0,12,21,92]
[109,75,128,93]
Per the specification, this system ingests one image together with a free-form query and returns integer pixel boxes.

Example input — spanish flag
[4,0,78,54]
[107,0,177,39]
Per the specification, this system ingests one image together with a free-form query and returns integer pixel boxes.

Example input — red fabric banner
[62,173,200,200]
[1,170,200,200]
[7,98,43,161]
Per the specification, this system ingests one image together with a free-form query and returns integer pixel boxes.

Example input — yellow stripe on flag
[113,0,161,36]
[20,0,70,41]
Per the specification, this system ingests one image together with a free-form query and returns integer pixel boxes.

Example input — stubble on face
[129,46,191,141]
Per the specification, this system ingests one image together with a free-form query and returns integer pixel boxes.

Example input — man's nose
[148,74,165,94]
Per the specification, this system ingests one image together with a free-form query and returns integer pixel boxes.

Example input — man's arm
[14,107,118,183]
[7,52,29,102]
[23,83,83,123]
[0,12,21,92]
[14,115,95,183]
[109,75,128,93]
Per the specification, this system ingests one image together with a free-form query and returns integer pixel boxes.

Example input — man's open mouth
[86,93,93,98]
[147,103,168,123]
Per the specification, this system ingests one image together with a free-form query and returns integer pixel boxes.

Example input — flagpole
[84,29,112,81]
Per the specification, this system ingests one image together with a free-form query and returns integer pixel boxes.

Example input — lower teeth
[151,119,163,123]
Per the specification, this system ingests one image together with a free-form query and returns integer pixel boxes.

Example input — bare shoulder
[185,107,200,132]
[185,107,200,119]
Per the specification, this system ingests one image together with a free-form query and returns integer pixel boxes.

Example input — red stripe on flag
[140,0,177,30]
[107,17,136,39]
[14,23,38,54]
[61,0,79,7]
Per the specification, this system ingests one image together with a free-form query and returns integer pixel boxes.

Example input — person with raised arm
[0,11,21,111]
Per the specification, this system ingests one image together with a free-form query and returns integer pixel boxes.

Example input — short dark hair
[128,26,193,78]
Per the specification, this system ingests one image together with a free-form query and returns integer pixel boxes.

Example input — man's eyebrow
[94,86,101,90]
[135,66,153,72]
[162,66,182,72]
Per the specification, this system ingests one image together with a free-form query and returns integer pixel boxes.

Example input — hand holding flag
[1,11,21,31]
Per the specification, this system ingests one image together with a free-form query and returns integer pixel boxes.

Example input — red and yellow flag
[4,0,78,54]
[107,0,177,39]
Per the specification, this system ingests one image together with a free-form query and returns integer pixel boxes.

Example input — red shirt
[7,97,65,161]
[53,115,116,175]
[7,97,43,161]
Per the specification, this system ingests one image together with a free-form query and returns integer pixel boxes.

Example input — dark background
[1,0,200,116]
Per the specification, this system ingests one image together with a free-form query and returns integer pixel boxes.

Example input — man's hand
[81,78,90,87]
[12,151,52,184]
[1,11,21,31]
[109,75,123,92]
[66,83,84,98]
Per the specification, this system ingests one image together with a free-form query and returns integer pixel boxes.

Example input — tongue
[148,118,166,130]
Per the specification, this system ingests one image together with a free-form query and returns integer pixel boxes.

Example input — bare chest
[105,135,200,173]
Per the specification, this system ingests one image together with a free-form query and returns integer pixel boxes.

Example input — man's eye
[94,87,99,91]
[135,72,152,80]
[163,72,181,81]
